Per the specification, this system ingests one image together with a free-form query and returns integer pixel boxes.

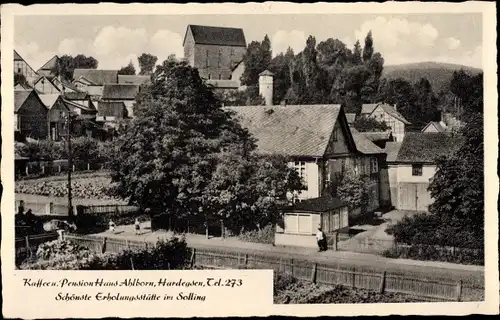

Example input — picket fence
[62,234,484,302]
[16,160,109,178]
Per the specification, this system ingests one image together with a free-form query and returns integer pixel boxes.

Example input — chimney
[259,70,274,106]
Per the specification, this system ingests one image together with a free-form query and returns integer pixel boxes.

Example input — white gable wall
[370,107,405,142]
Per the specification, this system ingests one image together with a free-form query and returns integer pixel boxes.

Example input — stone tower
[259,69,274,106]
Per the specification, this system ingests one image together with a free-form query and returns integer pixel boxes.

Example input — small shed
[275,195,349,249]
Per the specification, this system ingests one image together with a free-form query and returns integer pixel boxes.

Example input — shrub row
[20,236,190,270]
[382,244,484,266]
[238,224,275,244]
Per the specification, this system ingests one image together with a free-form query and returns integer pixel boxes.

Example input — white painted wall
[288,161,320,200]
[396,164,436,183]
[371,108,405,142]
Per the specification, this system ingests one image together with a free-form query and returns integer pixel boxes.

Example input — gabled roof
[360,131,393,142]
[259,69,274,77]
[73,69,118,85]
[63,98,96,113]
[38,55,59,71]
[38,94,62,109]
[345,113,356,124]
[395,132,462,164]
[224,104,342,158]
[14,82,34,91]
[286,194,348,213]
[117,75,151,85]
[97,101,128,118]
[184,24,247,47]
[231,59,244,72]
[362,103,411,125]
[349,127,385,155]
[102,84,139,100]
[15,91,33,112]
[421,121,446,133]
[14,50,23,60]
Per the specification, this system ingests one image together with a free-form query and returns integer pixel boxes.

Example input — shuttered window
[284,213,313,234]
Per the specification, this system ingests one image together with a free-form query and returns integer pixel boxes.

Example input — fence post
[456,280,463,302]
[378,271,386,294]
[126,239,130,249]
[311,263,317,284]
[244,253,249,267]
[25,236,31,258]
[190,248,196,269]
[58,165,61,173]
[101,237,107,254]
[352,268,356,288]
[290,259,294,277]
[42,166,45,174]
[87,163,90,171]
[130,257,135,270]
[25,166,29,175]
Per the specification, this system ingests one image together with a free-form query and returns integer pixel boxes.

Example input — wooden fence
[16,160,108,178]
[78,204,140,216]
[15,232,59,264]
[62,234,484,302]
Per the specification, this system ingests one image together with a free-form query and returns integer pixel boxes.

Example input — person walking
[316,227,326,252]
[134,218,141,235]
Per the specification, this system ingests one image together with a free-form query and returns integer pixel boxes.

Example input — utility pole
[66,115,73,216]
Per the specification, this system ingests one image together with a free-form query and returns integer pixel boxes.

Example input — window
[18,67,21,73]
[370,158,378,173]
[412,164,423,176]
[284,213,312,234]
[293,161,307,185]
[332,128,338,141]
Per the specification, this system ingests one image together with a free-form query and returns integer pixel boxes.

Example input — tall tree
[240,35,272,86]
[269,52,291,104]
[413,77,440,127]
[138,53,158,75]
[118,61,137,75]
[362,31,374,62]
[51,54,98,82]
[352,40,363,65]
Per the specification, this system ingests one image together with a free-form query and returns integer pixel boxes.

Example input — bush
[382,245,484,265]
[238,224,275,244]
[20,236,190,270]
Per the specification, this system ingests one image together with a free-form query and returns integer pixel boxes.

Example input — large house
[36,55,59,79]
[183,24,247,81]
[14,50,38,85]
[38,94,70,141]
[361,103,411,142]
[72,69,119,98]
[384,132,462,211]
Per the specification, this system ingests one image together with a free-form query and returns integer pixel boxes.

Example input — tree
[362,31,374,63]
[352,116,390,132]
[138,53,158,75]
[336,169,370,215]
[118,61,136,75]
[109,61,302,233]
[51,54,98,82]
[240,35,272,86]
[352,40,362,65]
[269,53,291,105]
[412,78,440,127]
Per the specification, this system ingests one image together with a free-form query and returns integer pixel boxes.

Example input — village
[13,23,484,303]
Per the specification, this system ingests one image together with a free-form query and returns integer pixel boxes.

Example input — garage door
[398,183,432,211]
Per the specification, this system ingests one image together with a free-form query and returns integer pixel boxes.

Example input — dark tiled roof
[39,55,59,71]
[345,113,356,124]
[102,84,139,100]
[225,104,342,157]
[395,132,462,163]
[349,127,384,155]
[63,91,88,100]
[97,101,128,117]
[360,131,393,142]
[63,99,96,113]
[118,75,151,85]
[15,90,33,112]
[73,69,118,85]
[186,25,246,47]
[287,195,348,213]
[384,142,403,162]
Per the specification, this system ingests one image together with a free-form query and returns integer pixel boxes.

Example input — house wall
[396,164,436,183]
[34,78,60,94]
[14,59,38,85]
[17,94,49,140]
[388,163,436,210]
[191,44,246,80]
[275,233,318,248]
[231,61,245,84]
[324,123,350,156]
[289,160,320,200]
[371,107,405,142]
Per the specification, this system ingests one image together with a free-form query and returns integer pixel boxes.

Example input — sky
[14,13,483,71]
